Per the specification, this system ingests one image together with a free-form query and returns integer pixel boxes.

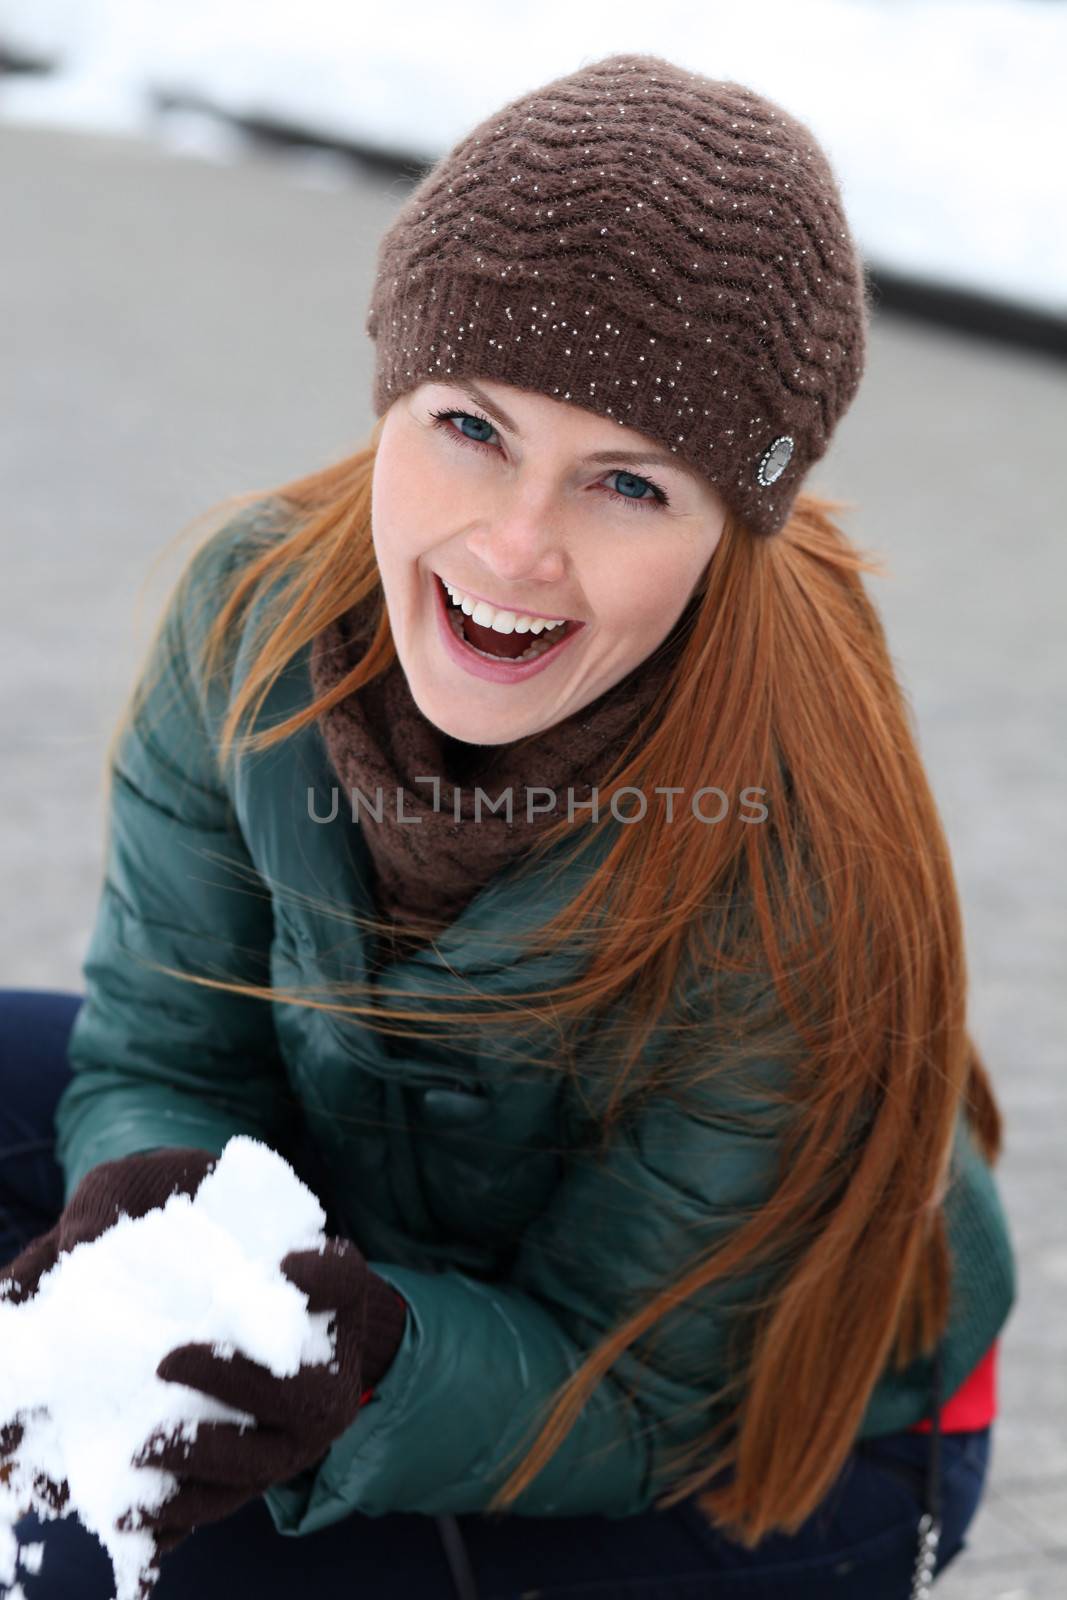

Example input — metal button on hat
[756,435,795,487]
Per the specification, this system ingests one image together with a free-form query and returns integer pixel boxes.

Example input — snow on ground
[0,1137,334,1600]
[0,0,1064,318]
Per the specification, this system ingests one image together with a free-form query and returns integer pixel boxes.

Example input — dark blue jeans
[1,989,991,1598]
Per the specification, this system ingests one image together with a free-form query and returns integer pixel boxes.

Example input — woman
[0,51,1014,1600]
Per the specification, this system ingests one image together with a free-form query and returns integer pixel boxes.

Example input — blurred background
[1,3,1065,1595]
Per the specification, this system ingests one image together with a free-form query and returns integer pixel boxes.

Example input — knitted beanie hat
[364,52,870,537]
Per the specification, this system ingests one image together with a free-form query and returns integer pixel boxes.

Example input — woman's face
[371,376,727,746]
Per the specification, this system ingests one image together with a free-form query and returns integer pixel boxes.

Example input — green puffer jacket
[53,503,1017,1537]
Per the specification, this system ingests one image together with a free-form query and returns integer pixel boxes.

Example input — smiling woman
[1,48,1012,1600]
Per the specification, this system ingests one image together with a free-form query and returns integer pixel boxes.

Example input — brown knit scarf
[308,589,688,960]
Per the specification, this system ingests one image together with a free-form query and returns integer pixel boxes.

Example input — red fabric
[907,1338,997,1433]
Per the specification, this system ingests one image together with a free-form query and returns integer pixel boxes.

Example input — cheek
[590,557,694,646]
[372,425,468,565]
[371,448,427,567]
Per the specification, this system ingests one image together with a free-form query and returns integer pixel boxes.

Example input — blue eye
[427,407,671,512]
[607,467,659,505]
[432,408,495,447]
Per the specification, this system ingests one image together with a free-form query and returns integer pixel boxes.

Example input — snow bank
[0,0,1064,314]
[0,1136,336,1600]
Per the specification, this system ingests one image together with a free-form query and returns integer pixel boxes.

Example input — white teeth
[444,580,568,635]
[443,598,558,662]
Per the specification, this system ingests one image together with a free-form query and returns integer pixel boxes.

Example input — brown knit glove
[1,1146,220,1308]
[0,1147,220,1512]
[117,1238,408,1566]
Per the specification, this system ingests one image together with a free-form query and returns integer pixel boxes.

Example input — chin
[411,671,558,745]
[411,690,531,747]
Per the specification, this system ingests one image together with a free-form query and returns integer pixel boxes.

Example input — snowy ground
[0,0,1065,319]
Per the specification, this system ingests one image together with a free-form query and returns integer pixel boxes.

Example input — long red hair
[111,416,1003,1543]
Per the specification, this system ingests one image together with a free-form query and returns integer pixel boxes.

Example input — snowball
[0,1136,336,1599]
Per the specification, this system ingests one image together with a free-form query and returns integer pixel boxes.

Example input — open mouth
[435,574,582,664]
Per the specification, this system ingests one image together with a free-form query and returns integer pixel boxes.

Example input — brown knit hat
[365,53,870,537]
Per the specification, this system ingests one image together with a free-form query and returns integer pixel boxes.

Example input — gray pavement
[2,123,1065,1596]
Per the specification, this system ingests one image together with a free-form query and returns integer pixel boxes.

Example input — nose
[464,504,568,588]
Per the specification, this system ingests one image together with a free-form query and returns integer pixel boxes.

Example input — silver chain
[909,1510,942,1599]
[909,1341,944,1599]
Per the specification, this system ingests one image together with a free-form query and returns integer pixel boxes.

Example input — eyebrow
[452,380,703,486]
